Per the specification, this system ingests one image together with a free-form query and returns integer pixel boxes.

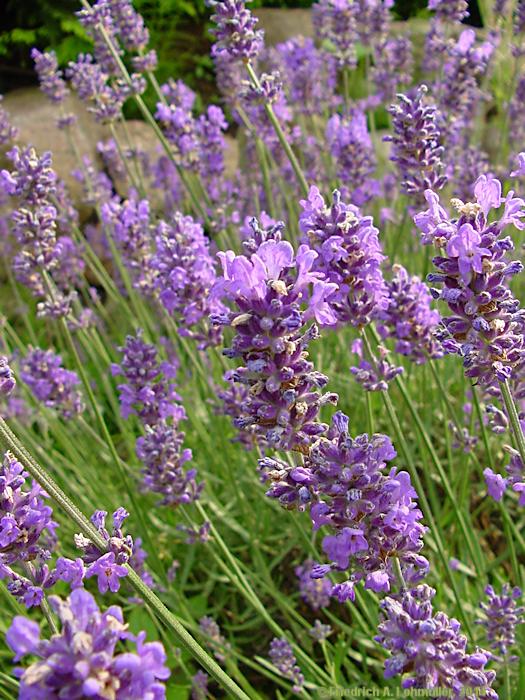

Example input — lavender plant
[1,0,525,697]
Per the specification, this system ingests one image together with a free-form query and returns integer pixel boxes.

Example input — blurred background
[0,0,483,100]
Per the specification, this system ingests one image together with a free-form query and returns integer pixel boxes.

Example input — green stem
[500,379,525,466]
[245,62,309,198]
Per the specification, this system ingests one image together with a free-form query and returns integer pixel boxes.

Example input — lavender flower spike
[31,49,69,104]
[299,186,388,328]
[414,179,525,384]
[385,85,447,198]
[209,0,264,62]
[376,584,498,698]
[7,588,170,698]
[476,584,525,659]
[268,638,304,694]
[20,347,84,419]
[211,222,339,452]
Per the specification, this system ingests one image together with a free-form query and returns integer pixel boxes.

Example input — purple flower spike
[31,49,69,104]
[7,588,170,698]
[378,264,443,364]
[261,413,428,592]
[414,182,525,385]
[209,0,264,62]
[299,186,388,328]
[211,224,339,452]
[268,638,304,694]
[20,347,84,419]
[385,85,447,199]
[476,584,525,658]
[376,584,498,698]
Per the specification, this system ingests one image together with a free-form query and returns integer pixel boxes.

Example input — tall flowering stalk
[414,176,525,385]
[112,332,203,506]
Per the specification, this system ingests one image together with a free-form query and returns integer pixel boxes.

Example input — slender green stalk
[245,62,309,197]
[0,416,251,700]
[500,379,525,466]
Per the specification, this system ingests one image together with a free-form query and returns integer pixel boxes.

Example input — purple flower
[309,619,332,642]
[385,85,447,199]
[295,559,332,610]
[326,111,376,195]
[350,342,404,393]
[268,638,304,694]
[86,551,128,593]
[0,356,16,397]
[378,264,443,364]
[212,227,339,452]
[261,412,428,593]
[209,0,264,62]
[112,331,181,424]
[153,213,223,348]
[372,37,413,104]
[101,195,157,294]
[0,451,57,607]
[376,584,498,697]
[476,584,525,658]
[415,183,525,385]
[484,467,508,501]
[271,36,338,116]
[31,49,69,104]
[114,332,203,506]
[428,0,469,22]
[20,347,84,419]
[313,0,358,69]
[299,187,388,328]
[7,588,170,699]
[192,670,209,699]
[510,152,525,178]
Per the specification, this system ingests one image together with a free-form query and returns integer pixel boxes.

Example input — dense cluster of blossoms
[112,332,203,505]
[295,559,332,610]
[208,0,264,61]
[261,412,428,596]
[7,588,170,699]
[435,29,495,147]
[20,347,84,419]
[268,637,304,694]
[101,194,157,295]
[378,264,443,364]
[299,186,388,328]
[385,85,447,199]
[350,339,403,393]
[1,146,85,318]
[312,0,358,69]
[211,224,339,452]
[270,37,338,117]
[31,49,69,105]
[325,110,376,197]
[153,212,223,348]
[414,176,525,384]
[0,451,58,608]
[376,584,498,698]
[476,584,525,659]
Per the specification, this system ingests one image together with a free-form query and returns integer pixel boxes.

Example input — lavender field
[1,0,525,697]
